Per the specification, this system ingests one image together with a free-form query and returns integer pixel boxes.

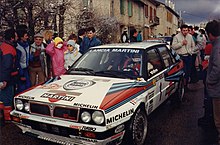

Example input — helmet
[132,54,141,63]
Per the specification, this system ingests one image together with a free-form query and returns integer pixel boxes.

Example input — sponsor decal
[42,118,57,123]
[73,103,98,109]
[74,136,98,143]
[165,82,175,96]
[130,99,137,105]
[38,136,74,145]
[149,69,159,75]
[69,125,96,131]
[81,126,96,132]
[41,93,75,102]
[63,80,95,90]
[93,78,110,82]
[107,109,134,124]
[20,115,29,119]
[91,49,110,52]
[69,125,81,129]
[147,91,154,100]
[38,83,61,89]
[115,124,125,134]
[153,74,164,82]
[112,49,140,53]
[148,100,153,114]
[18,95,35,100]
[91,49,140,54]
[48,90,82,96]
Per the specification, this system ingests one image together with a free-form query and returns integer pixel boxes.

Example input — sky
[157,0,220,25]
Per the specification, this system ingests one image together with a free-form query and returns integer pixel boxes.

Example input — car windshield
[68,48,143,79]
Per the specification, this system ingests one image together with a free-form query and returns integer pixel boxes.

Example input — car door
[157,45,176,101]
[145,48,164,114]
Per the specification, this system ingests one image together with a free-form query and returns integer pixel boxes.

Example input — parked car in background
[157,36,173,45]
[10,42,184,145]
[144,38,170,49]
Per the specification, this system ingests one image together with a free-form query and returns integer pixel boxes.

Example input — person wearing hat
[64,40,82,70]
[46,37,67,77]
[121,28,129,43]
[29,33,49,86]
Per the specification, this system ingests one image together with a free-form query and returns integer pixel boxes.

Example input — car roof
[91,42,166,50]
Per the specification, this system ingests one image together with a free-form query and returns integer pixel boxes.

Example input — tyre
[123,107,148,145]
[171,76,184,105]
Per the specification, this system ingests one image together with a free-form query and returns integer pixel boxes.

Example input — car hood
[16,75,147,111]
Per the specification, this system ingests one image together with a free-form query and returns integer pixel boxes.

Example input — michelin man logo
[63,80,95,90]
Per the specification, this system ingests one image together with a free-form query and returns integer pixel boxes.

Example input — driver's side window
[146,49,163,77]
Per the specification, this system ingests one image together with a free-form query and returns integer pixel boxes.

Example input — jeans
[212,98,220,144]
[180,55,192,85]
[0,85,14,106]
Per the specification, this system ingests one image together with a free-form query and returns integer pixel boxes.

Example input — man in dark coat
[0,29,18,120]
[130,28,138,42]
[205,20,220,145]
[80,27,101,54]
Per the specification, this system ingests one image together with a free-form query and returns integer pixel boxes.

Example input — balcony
[149,16,160,26]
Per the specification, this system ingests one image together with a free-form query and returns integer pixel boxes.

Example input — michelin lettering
[107,109,134,124]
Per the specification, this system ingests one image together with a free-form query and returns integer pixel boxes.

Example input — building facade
[64,0,181,42]
[64,0,160,42]
[155,1,179,36]
[92,0,160,41]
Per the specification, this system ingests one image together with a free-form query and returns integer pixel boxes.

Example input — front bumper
[10,111,124,145]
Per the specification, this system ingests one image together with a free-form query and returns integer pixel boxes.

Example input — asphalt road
[0,81,217,145]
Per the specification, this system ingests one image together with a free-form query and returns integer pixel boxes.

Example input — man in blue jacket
[0,29,18,120]
[80,27,101,54]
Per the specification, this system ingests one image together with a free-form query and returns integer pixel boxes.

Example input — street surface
[0,81,217,145]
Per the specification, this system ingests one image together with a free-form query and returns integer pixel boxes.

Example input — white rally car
[11,42,184,145]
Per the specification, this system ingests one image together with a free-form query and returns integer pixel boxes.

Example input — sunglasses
[67,45,73,47]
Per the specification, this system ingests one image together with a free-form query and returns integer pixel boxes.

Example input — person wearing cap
[46,37,67,77]
[121,28,129,43]
[29,33,49,86]
[64,40,82,70]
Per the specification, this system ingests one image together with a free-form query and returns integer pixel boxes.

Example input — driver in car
[123,54,141,75]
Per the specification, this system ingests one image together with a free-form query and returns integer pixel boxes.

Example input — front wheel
[123,107,148,145]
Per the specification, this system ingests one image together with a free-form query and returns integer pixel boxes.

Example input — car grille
[22,119,79,137]
[54,106,79,121]
[30,103,50,116]
[30,102,79,121]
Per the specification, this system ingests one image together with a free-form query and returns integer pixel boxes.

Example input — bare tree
[0,0,70,39]
[75,6,119,44]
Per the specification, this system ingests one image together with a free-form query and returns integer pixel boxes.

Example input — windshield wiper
[95,70,135,79]
[68,67,95,75]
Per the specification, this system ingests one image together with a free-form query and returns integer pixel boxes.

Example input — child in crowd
[64,40,82,70]
[68,33,80,51]
[46,37,67,77]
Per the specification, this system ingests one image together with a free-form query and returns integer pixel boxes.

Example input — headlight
[92,111,104,125]
[81,111,91,123]
[24,102,30,112]
[15,99,24,111]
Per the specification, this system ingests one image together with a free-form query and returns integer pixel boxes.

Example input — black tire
[123,107,148,145]
[171,77,184,105]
